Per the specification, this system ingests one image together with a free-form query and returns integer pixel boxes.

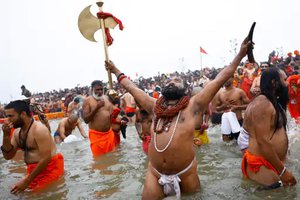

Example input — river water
[1,119,300,200]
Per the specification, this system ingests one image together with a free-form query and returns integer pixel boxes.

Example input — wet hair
[260,67,287,132]
[69,113,79,121]
[5,100,31,116]
[91,80,103,89]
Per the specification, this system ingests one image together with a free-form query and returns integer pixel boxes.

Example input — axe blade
[78,5,119,42]
[78,5,100,42]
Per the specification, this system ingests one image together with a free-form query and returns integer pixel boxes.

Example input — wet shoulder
[247,95,274,114]
[32,121,51,136]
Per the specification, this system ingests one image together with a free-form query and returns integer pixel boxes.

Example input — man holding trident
[105,38,251,198]
[78,1,124,156]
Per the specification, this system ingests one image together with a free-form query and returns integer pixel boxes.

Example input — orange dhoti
[241,150,279,178]
[89,128,116,156]
[27,153,64,190]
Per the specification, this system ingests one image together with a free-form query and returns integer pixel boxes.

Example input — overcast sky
[0,0,299,103]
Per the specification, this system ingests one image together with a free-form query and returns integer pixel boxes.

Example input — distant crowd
[0,49,299,119]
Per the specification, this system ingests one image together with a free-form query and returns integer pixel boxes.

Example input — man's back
[243,95,288,160]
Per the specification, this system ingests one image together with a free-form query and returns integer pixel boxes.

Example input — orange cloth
[125,106,136,114]
[152,91,159,99]
[241,150,279,178]
[26,153,64,190]
[89,128,116,156]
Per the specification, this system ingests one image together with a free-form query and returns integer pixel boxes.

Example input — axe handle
[98,2,113,90]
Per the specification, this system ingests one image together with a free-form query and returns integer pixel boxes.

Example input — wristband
[117,73,124,80]
[118,75,127,83]
[279,166,286,178]
[1,145,13,153]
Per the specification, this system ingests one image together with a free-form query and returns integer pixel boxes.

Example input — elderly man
[105,39,251,199]
[1,100,64,193]
[53,113,87,143]
[241,68,297,188]
[82,80,115,156]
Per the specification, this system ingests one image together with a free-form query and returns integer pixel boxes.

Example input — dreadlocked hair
[260,67,287,133]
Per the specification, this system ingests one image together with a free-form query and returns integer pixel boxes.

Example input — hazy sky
[1,0,299,103]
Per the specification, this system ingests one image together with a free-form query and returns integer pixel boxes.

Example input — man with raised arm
[1,100,64,193]
[105,40,250,199]
[241,68,297,188]
[82,80,115,156]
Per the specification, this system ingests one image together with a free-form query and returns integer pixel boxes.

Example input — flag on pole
[200,47,207,55]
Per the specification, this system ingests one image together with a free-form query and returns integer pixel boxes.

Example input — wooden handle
[97,1,113,89]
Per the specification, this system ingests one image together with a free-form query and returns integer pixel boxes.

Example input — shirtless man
[121,92,137,123]
[241,68,297,188]
[53,113,87,144]
[210,89,223,125]
[67,97,80,115]
[1,100,64,193]
[135,102,153,154]
[250,63,269,97]
[216,76,250,141]
[105,39,250,199]
[82,80,115,156]
[109,95,128,145]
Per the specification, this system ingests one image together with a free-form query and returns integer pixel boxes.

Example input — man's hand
[238,39,252,58]
[96,99,105,109]
[11,179,29,194]
[280,170,297,186]
[2,120,13,137]
[105,60,120,75]
[230,104,239,112]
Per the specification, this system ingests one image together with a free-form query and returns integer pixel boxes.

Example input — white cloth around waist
[152,159,194,199]
[237,127,249,150]
[221,111,241,135]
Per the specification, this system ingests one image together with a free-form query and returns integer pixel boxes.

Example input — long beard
[14,117,24,128]
[276,84,289,111]
[92,91,102,100]
[161,86,186,100]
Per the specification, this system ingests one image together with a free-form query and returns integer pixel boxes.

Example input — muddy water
[0,119,300,200]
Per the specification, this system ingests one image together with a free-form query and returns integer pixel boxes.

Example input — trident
[78,1,123,98]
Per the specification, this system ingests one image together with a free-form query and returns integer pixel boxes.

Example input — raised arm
[105,61,156,114]
[193,40,251,110]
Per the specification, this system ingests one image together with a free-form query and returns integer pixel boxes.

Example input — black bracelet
[1,145,14,153]
[117,73,125,80]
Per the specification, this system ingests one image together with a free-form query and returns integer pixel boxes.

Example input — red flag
[200,47,207,54]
